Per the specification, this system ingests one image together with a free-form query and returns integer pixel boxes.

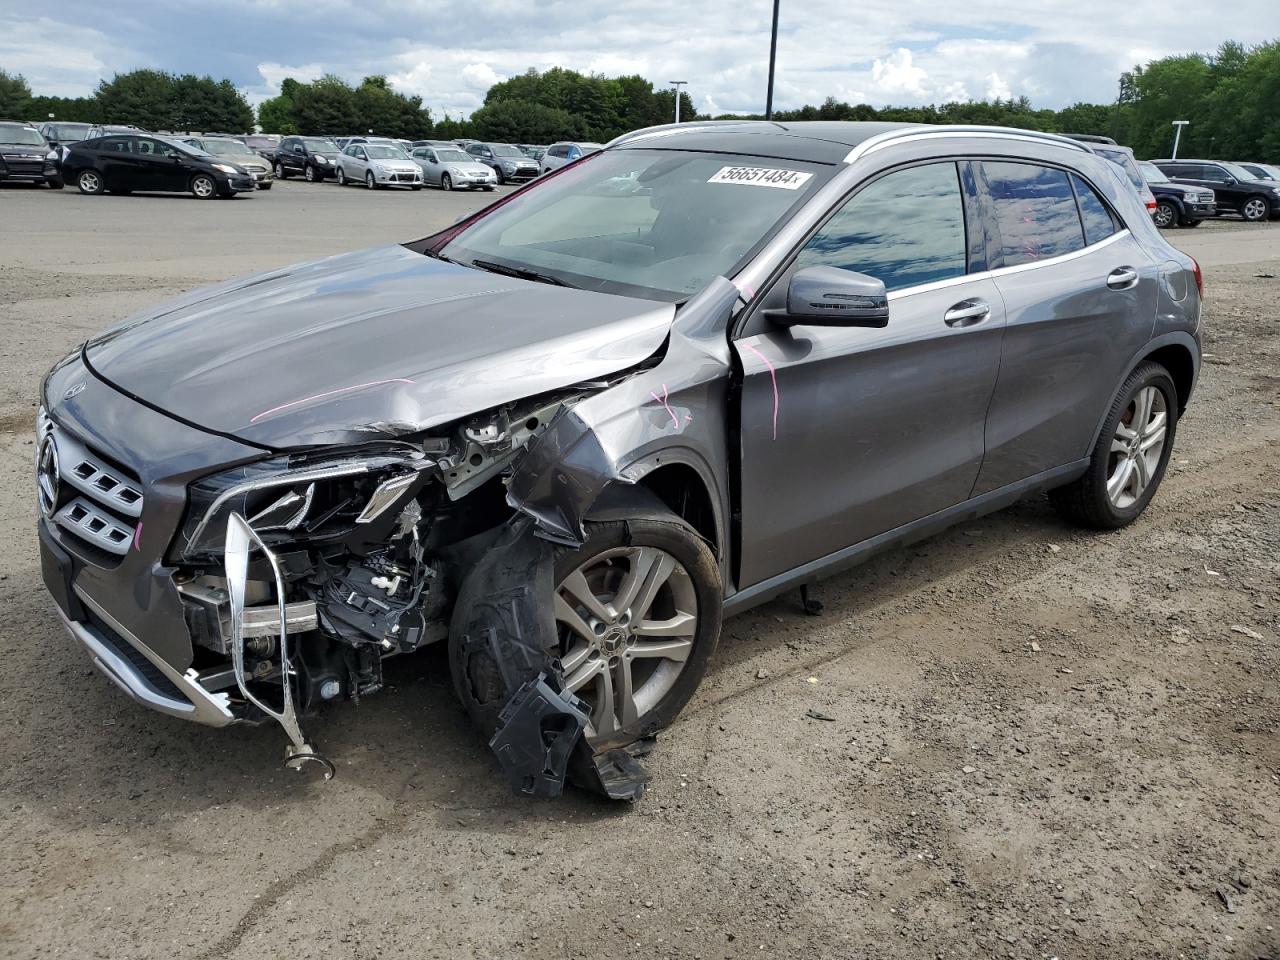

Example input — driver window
[797,162,968,292]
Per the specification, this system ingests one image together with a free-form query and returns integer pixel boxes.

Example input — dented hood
[84,244,675,448]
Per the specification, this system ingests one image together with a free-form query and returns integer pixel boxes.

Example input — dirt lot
[0,182,1277,960]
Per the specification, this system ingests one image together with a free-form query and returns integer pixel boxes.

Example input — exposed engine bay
[171,388,652,799]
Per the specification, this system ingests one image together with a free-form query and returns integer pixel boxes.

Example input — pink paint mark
[742,342,779,440]
[132,521,144,552]
[249,378,416,425]
[650,383,680,429]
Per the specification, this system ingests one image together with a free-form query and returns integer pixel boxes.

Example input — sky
[1,1,1275,120]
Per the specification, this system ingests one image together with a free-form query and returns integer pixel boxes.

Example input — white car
[539,141,604,175]
[335,143,422,190]
[410,146,497,191]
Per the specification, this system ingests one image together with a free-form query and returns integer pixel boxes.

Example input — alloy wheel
[192,176,215,199]
[337,167,345,185]
[1154,203,1176,228]
[1243,198,1268,221]
[553,546,698,743]
[441,173,452,191]
[78,171,100,193]
[274,161,284,178]
[305,165,316,182]
[365,171,375,190]
[1107,386,1167,509]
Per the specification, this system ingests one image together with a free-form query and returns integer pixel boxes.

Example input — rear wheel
[190,174,216,199]
[1049,362,1177,529]
[76,170,104,194]
[1153,201,1178,228]
[1241,196,1270,222]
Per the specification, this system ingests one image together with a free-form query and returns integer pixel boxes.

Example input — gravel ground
[1,182,1277,960]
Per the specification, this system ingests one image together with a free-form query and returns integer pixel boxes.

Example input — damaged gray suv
[37,122,1203,800]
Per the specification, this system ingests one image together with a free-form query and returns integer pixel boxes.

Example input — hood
[448,161,494,176]
[84,244,675,449]
[0,140,50,155]
[1152,181,1202,198]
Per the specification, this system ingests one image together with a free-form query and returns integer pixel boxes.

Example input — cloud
[985,72,1012,100]
[871,49,928,97]
[460,62,501,89]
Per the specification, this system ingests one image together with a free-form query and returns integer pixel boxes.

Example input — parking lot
[1,182,1278,960]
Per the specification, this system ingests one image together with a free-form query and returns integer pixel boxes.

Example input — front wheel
[365,171,376,190]
[46,175,64,189]
[336,166,346,186]
[1241,196,1270,222]
[190,174,217,199]
[76,169,104,195]
[304,164,317,182]
[451,510,722,753]
[440,173,452,191]
[1153,201,1178,229]
[274,161,288,179]
[1049,361,1177,529]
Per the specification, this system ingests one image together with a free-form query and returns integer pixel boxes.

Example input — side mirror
[772,266,889,327]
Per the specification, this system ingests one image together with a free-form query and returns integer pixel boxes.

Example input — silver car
[335,143,422,190]
[540,141,604,175]
[411,145,496,191]
[182,137,275,189]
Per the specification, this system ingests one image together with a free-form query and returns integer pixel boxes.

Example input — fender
[1084,329,1201,453]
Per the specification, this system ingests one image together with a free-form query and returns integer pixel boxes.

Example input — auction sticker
[708,166,813,190]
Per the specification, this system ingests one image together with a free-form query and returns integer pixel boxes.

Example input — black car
[465,142,540,183]
[274,136,341,182]
[0,120,62,188]
[62,134,256,198]
[1152,159,1280,222]
[1139,161,1215,228]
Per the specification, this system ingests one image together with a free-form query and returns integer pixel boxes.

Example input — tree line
[1,38,1275,159]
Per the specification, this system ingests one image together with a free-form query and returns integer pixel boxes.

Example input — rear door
[734,160,1006,587]
[973,161,1158,494]
[97,137,135,189]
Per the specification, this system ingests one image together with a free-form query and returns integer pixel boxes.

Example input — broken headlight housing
[173,447,433,562]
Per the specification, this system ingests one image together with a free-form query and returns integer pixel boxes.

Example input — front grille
[1196,192,1214,203]
[41,420,144,562]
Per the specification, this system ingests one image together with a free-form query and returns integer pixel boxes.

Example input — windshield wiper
[468,258,575,288]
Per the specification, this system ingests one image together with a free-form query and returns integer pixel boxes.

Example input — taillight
[1146,198,1158,211]
[1191,256,1203,298]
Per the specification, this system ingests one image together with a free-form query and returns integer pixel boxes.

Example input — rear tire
[1049,361,1177,530]
[76,170,104,194]
[450,508,722,753]
[1241,196,1270,222]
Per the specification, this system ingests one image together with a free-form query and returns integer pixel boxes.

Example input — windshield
[0,124,47,146]
[437,149,471,163]
[492,145,525,157]
[302,138,337,152]
[442,149,829,301]
[1221,162,1259,182]
[203,140,255,156]
[1139,161,1170,184]
[47,123,92,141]
[366,145,408,159]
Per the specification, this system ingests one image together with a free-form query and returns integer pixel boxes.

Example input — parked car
[86,123,147,140]
[465,142,540,183]
[182,136,274,189]
[1139,161,1214,228]
[410,144,496,190]
[335,141,422,189]
[0,120,62,188]
[241,134,281,162]
[1151,159,1280,222]
[1234,162,1280,182]
[518,144,548,161]
[274,136,341,182]
[39,121,94,162]
[35,121,1202,801]
[539,141,604,175]
[1062,136,1158,217]
[61,134,255,198]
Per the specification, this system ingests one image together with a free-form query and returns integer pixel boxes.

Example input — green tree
[95,69,177,128]
[170,74,253,131]
[291,74,359,135]
[0,69,32,118]
[470,99,583,143]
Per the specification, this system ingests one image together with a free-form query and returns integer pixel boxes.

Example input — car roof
[609,121,1084,165]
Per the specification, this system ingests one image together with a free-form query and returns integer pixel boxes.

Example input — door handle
[1107,266,1139,290]
[943,299,990,327]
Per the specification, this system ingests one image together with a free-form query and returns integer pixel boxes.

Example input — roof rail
[843,124,1090,164]
[606,119,784,149]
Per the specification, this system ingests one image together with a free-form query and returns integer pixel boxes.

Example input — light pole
[765,0,780,119]
[1171,120,1189,159]
[669,81,688,124]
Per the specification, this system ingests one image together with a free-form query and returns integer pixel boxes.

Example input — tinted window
[101,137,132,153]
[1072,175,1118,246]
[797,162,966,292]
[984,162,1085,266]
[550,145,568,158]
[1198,165,1229,182]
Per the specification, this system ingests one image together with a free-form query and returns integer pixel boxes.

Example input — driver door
[733,160,1005,588]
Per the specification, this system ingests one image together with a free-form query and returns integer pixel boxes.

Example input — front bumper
[223,173,257,193]
[504,167,539,181]
[1185,201,1216,218]
[375,170,422,186]
[0,159,58,182]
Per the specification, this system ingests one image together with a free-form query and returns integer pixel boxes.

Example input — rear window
[1072,175,1118,246]
[984,162,1085,267]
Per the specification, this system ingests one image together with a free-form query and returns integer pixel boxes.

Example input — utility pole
[1171,120,1189,159]
[670,81,688,124]
[765,0,781,119]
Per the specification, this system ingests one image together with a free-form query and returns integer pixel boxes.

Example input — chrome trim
[67,588,238,727]
[243,600,318,638]
[355,472,417,523]
[842,126,1090,164]
[54,428,144,517]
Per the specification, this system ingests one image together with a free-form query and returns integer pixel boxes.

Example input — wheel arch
[1086,332,1199,452]
[587,459,722,558]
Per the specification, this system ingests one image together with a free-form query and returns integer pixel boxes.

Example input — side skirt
[722,458,1088,617]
